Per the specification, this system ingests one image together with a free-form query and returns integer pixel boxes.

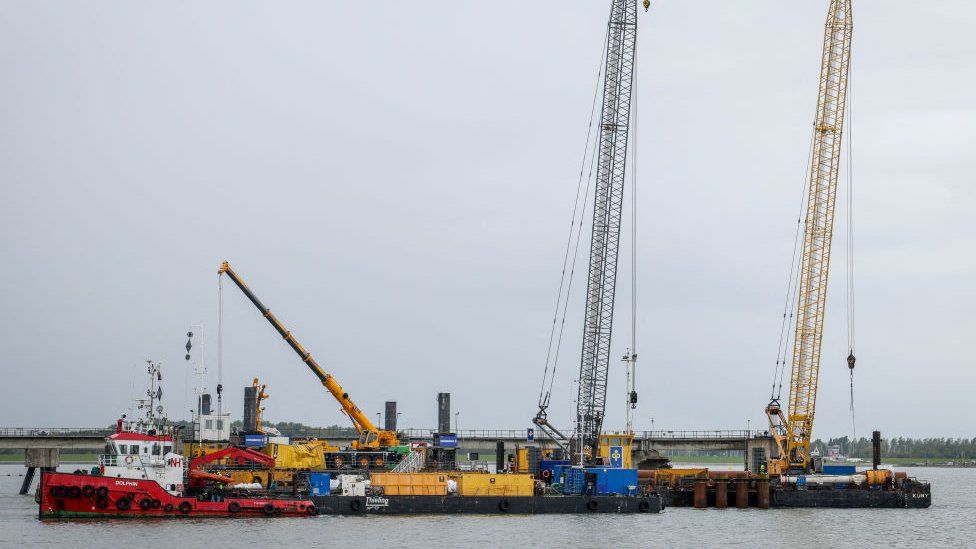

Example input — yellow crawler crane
[219,261,399,450]
[765,0,853,475]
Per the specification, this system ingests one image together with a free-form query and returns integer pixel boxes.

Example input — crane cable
[629,79,638,402]
[538,32,608,410]
[845,61,857,440]
[218,271,224,413]
[771,130,816,401]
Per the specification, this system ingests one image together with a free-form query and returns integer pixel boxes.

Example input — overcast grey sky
[1,1,972,439]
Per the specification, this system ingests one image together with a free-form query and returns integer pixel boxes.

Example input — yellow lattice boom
[770,0,853,474]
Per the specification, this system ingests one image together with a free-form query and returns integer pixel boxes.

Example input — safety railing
[0,427,115,437]
[2,427,763,440]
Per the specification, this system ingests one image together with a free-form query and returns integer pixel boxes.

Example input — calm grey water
[1,463,972,548]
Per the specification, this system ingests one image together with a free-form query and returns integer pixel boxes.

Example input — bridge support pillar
[21,448,59,495]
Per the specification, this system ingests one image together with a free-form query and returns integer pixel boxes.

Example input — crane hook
[847,352,856,370]
[643,0,650,11]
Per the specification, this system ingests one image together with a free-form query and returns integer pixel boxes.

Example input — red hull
[39,471,317,518]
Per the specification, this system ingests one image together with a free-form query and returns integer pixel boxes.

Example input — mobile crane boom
[218,261,398,449]
[766,0,852,474]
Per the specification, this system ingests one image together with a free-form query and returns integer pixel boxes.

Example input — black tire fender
[586,499,598,511]
[228,501,241,513]
[350,499,363,512]
[139,498,153,510]
[95,497,109,509]
[306,505,318,516]
[164,503,174,512]
[116,497,131,511]
[178,501,192,515]
[82,485,95,498]
[498,499,511,512]
[638,500,650,512]
[95,486,109,498]
[263,503,276,516]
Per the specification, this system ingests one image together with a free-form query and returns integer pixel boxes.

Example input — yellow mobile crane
[765,0,853,475]
[219,261,399,450]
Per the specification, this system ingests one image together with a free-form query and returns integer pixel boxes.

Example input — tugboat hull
[38,471,317,519]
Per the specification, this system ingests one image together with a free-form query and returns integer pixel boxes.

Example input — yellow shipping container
[261,442,326,470]
[370,473,448,496]
[452,473,534,496]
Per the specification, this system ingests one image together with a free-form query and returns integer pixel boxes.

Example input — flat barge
[653,469,931,509]
[311,494,663,515]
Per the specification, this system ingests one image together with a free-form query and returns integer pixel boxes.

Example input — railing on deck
[0,427,115,437]
[2,427,764,441]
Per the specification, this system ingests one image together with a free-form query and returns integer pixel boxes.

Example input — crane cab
[597,433,634,468]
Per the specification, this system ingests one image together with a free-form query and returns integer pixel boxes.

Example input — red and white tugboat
[38,361,317,519]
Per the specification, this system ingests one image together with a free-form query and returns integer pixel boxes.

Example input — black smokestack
[437,393,451,434]
[496,441,505,473]
[243,386,257,433]
[384,401,397,432]
[872,430,881,470]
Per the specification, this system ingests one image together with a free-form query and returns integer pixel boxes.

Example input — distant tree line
[228,420,357,437]
[812,436,976,460]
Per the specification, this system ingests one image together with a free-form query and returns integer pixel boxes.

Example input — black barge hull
[773,488,931,508]
[311,494,664,515]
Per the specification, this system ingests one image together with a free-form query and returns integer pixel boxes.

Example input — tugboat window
[118,444,127,454]
[152,444,161,455]
[130,446,139,455]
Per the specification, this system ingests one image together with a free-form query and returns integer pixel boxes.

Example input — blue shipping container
[588,467,638,496]
[309,472,331,496]
[822,465,857,475]
[561,467,638,495]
